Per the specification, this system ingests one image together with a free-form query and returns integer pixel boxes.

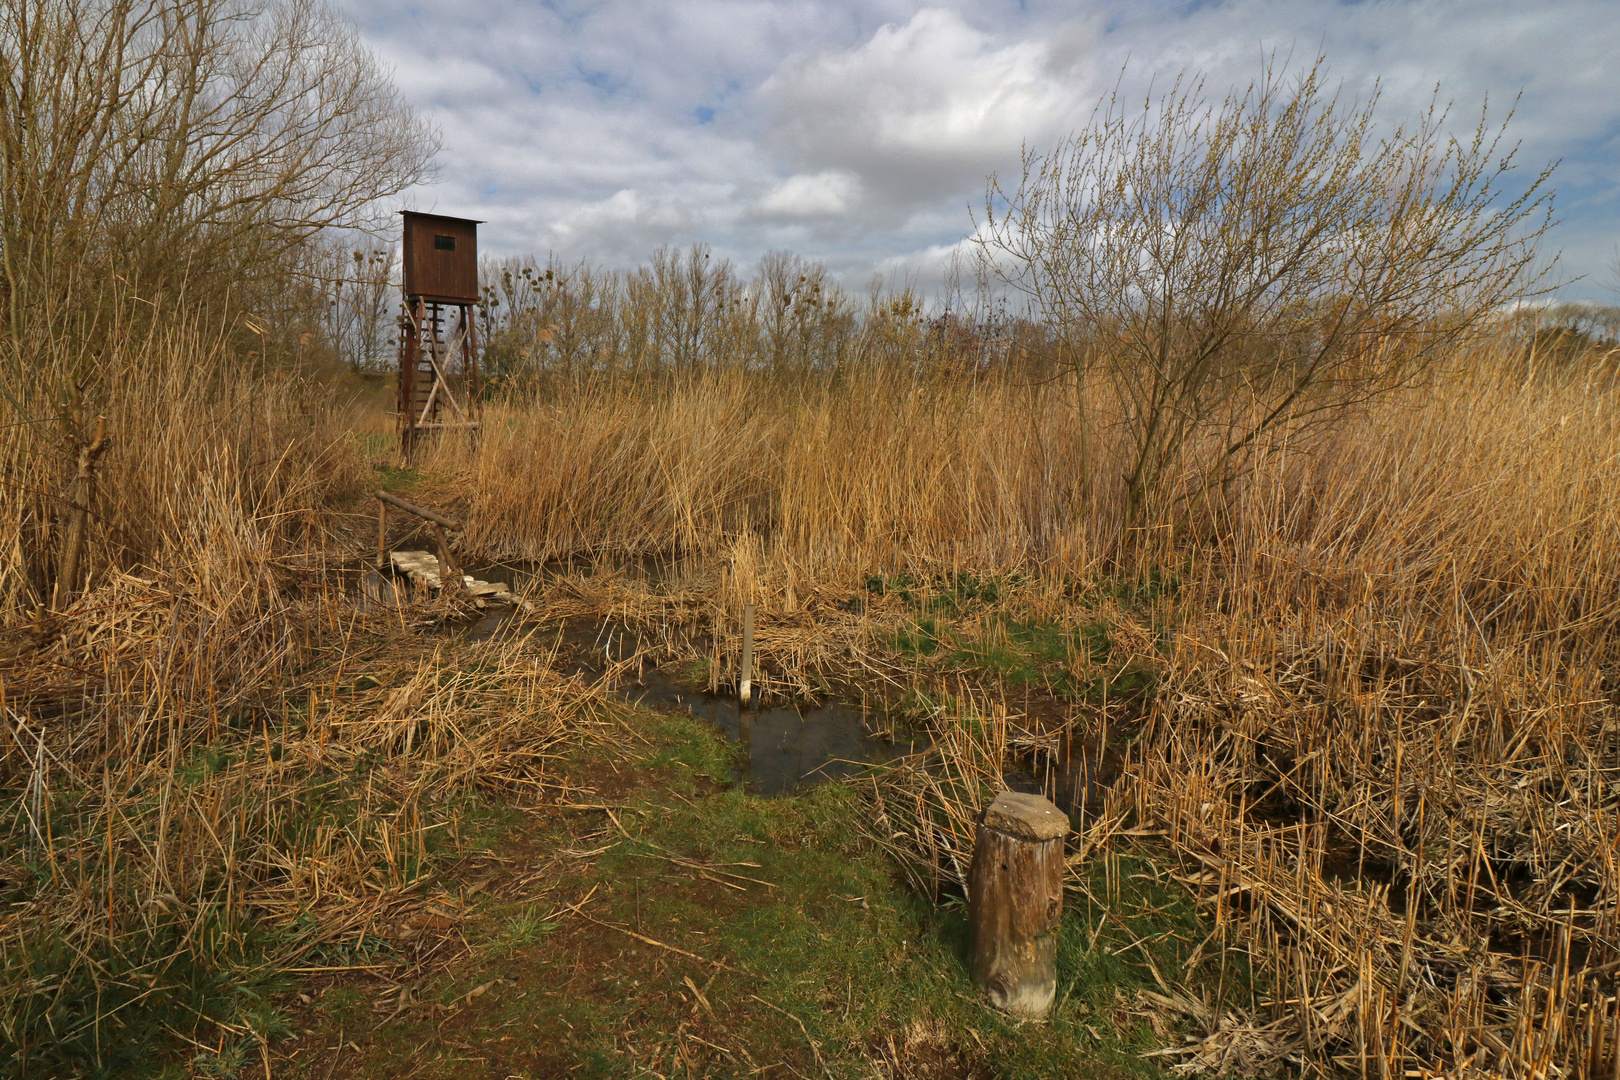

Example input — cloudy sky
[337,0,1620,299]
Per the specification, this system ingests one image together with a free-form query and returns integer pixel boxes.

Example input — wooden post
[738,603,755,706]
[373,490,463,594]
[969,791,1070,1018]
[377,498,388,567]
[430,523,461,597]
[374,489,460,532]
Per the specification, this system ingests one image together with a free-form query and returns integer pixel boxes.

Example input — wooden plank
[387,550,530,611]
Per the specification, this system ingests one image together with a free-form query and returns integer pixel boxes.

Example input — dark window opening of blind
[434,235,456,251]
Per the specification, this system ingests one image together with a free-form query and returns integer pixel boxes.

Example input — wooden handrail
[374,490,460,532]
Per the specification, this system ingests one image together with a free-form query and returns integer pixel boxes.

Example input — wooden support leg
[53,416,112,611]
[969,791,1070,1018]
[431,523,460,597]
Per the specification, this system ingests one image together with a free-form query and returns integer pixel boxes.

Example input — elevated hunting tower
[397,211,482,457]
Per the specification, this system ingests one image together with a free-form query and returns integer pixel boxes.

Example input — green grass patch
[371,461,422,489]
[304,710,1230,1079]
[889,611,1158,704]
[0,904,293,1080]
[867,570,1018,616]
[1076,566,1182,607]
[638,709,739,792]
[0,722,464,1079]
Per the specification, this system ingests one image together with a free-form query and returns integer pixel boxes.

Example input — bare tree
[0,0,436,604]
[976,55,1556,538]
[755,250,853,376]
[307,243,397,371]
[0,0,437,351]
[647,244,747,371]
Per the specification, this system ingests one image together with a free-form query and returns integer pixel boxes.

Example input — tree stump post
[969,790,1070,1018]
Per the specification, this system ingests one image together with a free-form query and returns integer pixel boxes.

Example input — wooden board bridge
[374,489,531,611]
[388,550,528,609]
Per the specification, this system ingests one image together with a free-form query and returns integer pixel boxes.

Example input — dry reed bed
[1113,370,1620,1078]
[460,358,1619,1077]
[0,327,647,1068]
[524,537,961,705]
[0,529,619,1068]
[0,329,368,611]
[1128,612,1619,1077]
[3,328,1612,1074]
[431,365,1095,570]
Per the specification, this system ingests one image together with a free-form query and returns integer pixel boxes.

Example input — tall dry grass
[0,325,625,1074]
[0,325,366,612]
[430,363,1101,571]
[433,340,1620,1077]
[433,337,1617,599]
[1115,362,1620,1076]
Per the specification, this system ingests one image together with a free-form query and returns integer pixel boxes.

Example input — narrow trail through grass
[275,707,1205,1080]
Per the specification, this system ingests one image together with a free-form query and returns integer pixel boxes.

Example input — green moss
[371,461,423,489]
[639,710,740,791]
[894,615,945,656]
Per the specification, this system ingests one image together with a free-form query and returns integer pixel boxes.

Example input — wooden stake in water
[739,603,756,706]
[431,523,460,597]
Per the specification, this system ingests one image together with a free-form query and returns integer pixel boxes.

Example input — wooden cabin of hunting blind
[397,211,483,458]
[401,211,479,303]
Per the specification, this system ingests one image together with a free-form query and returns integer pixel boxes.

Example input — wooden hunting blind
[396,211,483,457]
[401,211,479,303]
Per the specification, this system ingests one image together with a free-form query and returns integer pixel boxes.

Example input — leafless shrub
[976,54,1556,539]
[0,0,435,604]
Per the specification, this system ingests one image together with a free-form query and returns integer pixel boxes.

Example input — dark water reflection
[359,570,401,607]
[461,604,915,794]
[620,664,919,795]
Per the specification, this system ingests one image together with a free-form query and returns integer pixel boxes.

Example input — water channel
[363,556,1112,809]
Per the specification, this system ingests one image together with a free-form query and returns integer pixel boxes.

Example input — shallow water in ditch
[463,553,697,595]
[365,558,1104,807]
[617,664,920,795]
[448,591,916,795]
[359,570,401,606]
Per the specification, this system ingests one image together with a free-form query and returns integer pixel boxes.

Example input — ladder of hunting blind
[405,302,478,429]
[397,299,481,459]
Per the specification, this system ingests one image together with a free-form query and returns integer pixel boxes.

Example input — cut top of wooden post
[982,791,1070,842]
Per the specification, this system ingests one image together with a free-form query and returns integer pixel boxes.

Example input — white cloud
[331,0,1620,299]
[760,8,1098,205]
[756,171,862,218]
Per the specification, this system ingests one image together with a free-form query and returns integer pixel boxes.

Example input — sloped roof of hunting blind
[400,211,482,304]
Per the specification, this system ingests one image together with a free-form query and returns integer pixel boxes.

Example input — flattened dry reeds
[0,549,619,1069]
[1095,366,1618,1076]
[0,357,622,1070]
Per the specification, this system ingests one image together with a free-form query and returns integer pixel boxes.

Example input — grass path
[272,708,1196,1080]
